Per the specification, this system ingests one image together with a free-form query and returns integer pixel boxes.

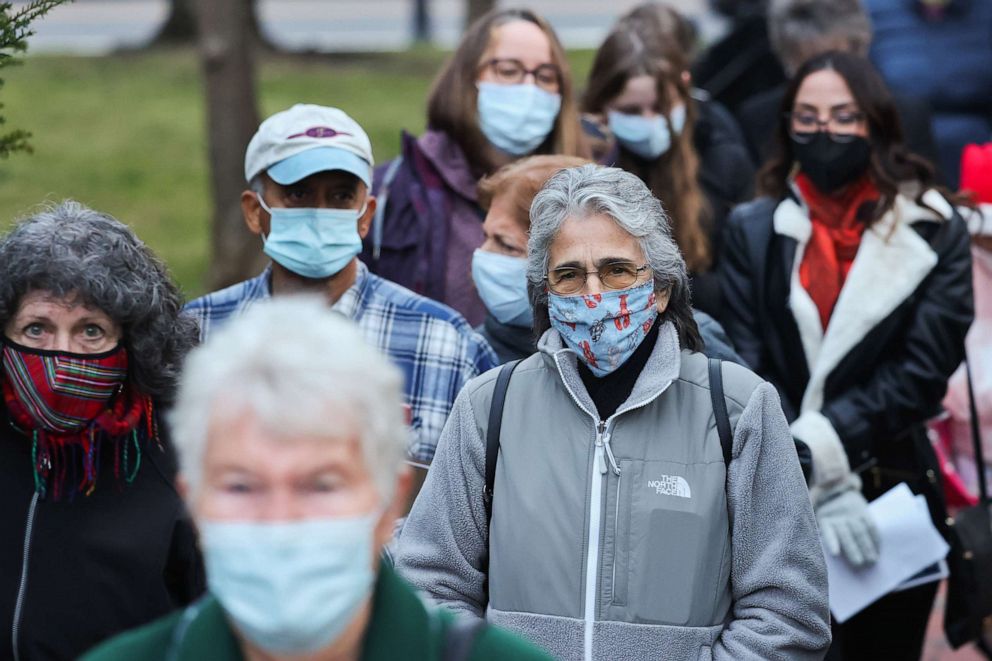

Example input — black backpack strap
[708,358,733,466]
[443,616,486,661]
[483,360,522,520]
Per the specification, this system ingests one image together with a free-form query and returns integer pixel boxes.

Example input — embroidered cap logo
[286,126,353,140]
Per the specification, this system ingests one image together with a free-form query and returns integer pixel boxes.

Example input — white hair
[169,296,407,499]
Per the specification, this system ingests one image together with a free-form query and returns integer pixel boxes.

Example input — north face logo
[647,475,691,498]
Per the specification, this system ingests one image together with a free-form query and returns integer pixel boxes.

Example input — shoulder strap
[708,358,733,466]
[442,617,486,661]
[965,356,988,502]
[371,156,404,261]
[483,360,522,520]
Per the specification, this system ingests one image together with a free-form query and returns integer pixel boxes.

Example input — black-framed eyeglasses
[786,109,866,144]
[483,58,561,92]
[544,261,651,295]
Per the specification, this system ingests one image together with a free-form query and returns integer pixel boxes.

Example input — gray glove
[816,488,880,567]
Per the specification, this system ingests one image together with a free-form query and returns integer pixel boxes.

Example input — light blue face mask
[477,82,562,156]
[257,193,365,279]
[199,512,380,656]
[608,103,686,160]
[471,249,533,327]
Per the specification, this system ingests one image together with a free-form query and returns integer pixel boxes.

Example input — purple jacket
[361,130,487,326]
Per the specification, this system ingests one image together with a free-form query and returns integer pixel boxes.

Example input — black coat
[719,189,972,497]
[0,411,204,660]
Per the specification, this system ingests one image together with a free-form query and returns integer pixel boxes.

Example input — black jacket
[718,188,972,494]
[0,411,204,660]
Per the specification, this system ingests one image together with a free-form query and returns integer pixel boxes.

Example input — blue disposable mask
[199,512,380,656]
[608,104,686,160]
[472,249,533,327]
[257,193,365,279]
[548,281,659,377]
[477,82,562,156]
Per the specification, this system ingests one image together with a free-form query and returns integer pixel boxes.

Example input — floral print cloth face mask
[548,281,658,376]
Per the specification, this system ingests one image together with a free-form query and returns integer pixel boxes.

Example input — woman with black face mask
[719,51,973,661]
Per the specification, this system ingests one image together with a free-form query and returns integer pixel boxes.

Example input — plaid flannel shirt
[185,262,498,465]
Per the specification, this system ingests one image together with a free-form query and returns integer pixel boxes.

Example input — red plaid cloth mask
[1,339,128,434]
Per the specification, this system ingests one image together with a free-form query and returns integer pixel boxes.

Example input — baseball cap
[244,104,374,187]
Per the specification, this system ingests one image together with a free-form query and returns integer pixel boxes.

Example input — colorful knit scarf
[1,339,156,500]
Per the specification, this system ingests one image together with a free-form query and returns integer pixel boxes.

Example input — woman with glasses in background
[361,8,588,326]
[719,51,972,660]
[398,164,830,661]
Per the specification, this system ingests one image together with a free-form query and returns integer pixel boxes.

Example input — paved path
[20,0,723,54]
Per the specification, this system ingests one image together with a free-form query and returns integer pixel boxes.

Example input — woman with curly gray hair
[398,165,830,660]
[0,201,202,660]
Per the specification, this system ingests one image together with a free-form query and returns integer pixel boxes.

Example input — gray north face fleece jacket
[396,322,830,660]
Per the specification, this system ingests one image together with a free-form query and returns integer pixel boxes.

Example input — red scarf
[2,341,155,500]
[796,173,880,330]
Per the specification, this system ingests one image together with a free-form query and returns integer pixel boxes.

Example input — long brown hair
[426,8,588,177]
[583,28,712,273]
[759,51,967,220]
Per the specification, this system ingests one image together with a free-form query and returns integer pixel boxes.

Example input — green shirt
[81,565,550,661]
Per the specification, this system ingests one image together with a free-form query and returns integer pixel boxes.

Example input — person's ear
[681,70,692,87]
[357,196,377,240]
[242,190,267,236]
[656,288,672,315]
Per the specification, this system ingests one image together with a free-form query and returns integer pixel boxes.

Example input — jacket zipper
[12,492,39,661]
[552,351,673,661]
[584,421,608,661]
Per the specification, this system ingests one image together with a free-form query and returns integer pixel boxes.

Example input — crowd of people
[1,1,990,660]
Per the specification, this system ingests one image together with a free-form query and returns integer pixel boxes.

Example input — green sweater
[81,565,550,661]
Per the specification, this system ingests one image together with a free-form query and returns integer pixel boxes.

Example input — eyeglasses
[545,261,651,295]
[786,109,866,143]
[483,58,561,92]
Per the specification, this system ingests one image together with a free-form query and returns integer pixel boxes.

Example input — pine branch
[0,0,72,157]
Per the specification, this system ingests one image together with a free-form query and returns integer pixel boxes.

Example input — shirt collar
[330,260,368,320]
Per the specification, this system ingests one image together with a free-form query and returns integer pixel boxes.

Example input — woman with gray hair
[397,165,831,660]
[0,201,203,660]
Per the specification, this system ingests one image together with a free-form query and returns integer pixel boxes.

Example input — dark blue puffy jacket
[866,0,992,187]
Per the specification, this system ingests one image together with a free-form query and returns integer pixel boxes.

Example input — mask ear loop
[256,192,272,246]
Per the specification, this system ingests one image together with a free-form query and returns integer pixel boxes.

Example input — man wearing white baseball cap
[186,104,498,493]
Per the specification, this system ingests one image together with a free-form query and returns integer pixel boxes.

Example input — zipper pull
[596,444,607,475]
[603,432,621,476]
[595,421,607,475]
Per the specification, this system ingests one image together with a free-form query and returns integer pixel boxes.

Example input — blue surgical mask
[548,281,659,377]
[477,82,562,156]
[199,512,380,656]
[257,193,365,279]
[608,104,686,160]
[472,249,533,327]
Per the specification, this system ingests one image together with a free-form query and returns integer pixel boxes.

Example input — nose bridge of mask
[256,191,367,226]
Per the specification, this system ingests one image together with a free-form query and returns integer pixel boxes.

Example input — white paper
[822,483,949,623]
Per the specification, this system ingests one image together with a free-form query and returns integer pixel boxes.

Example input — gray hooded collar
[537,320,683,422]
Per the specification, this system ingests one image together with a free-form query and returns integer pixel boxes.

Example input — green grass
[0,47,595,297]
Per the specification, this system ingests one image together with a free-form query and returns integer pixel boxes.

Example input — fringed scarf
[1,339,157,500]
